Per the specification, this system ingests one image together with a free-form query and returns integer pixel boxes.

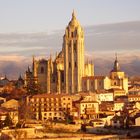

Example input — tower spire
[72,9,76,19]
[113,53,120,71]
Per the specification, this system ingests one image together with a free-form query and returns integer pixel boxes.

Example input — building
[26,94,72,121]
[64,11,85,93]
[114,101,125,111]
[24,11,94,94]
[128,94,140,102]
[96,90,114,102]
[1,99,19,110]
[0,107,18,124]
[80,99,99,119]
[82,57,128,95]
[24,11,128,95]
[109,55,128,93]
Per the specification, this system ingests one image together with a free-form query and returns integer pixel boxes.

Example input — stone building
[25,11,93,94]
[26,94,72,121]
[24,11,128,95]
[82,56,128,94]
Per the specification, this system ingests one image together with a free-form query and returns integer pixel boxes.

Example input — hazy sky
[0,0,140,33]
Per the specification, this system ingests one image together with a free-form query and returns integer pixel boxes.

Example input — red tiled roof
[128,94,140,98]
[30,93,70,98]
[80,100,98,103]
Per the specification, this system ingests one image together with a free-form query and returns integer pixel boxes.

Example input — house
[80,100,99,119]
[96,90,114,102]
[114,100,125,111]
[135,117,140,126]
[0,107,18,124]
[26,93,72,121]
[128,94,140,102]
[89,119,105,127]
[0,97,6,104]
[1,99,19,110]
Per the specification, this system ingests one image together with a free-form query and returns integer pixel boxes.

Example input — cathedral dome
[68,10,80,27]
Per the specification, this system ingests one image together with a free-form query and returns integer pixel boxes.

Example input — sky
[0,0,140,33]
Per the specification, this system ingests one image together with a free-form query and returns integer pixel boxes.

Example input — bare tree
[18,100,35,127]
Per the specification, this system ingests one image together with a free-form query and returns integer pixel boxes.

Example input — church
[25,11,128,95]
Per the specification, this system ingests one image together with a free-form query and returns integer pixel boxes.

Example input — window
[91,81,94,86]
[71,32,74,37]
[41,67,44,74]
[69,62,71,68]
[75,62,77,67]
[84,81,86,86]
[74,41,77,52]
[53,77,55,83]
[75,85,77,91]
[99,81,102,86]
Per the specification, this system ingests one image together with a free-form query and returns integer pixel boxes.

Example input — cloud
[0,21,140,79]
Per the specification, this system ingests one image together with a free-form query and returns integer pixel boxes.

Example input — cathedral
[25,11,128,95]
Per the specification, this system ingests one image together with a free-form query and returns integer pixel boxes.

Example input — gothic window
[74,41,77,52]
[99,81,102,86]
[75,85,77,91]
[69,86,71,91]
[41,67,44,74]
[84,81,86,86]
[71,32,74,37]
[75,62,77,67]
[69,62,71,68]
[53,77,55,83]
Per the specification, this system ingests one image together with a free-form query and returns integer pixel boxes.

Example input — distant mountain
[0,21,140,79]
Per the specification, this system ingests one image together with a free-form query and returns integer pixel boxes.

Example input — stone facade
[24,11,128,95]
[64,11,85,93]
[26,94,72,121]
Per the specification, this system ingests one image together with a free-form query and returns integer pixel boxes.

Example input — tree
[62,107,73,124]
[3,114,13,127]
[26,80,41,95]
[18,100,35,127]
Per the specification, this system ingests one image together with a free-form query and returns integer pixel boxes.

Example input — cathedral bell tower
[63,11,84,94]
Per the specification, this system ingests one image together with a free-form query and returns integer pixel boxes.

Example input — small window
[114,82,117,85]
